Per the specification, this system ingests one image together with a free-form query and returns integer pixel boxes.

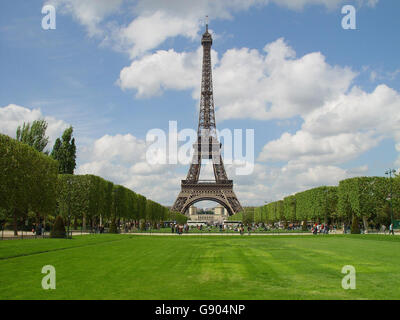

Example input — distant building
[214,205,226,216]
[187,204,228,223]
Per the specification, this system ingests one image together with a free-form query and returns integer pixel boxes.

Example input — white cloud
[46,0,123,36]
[50,0,379,56]
[216,38,356,120]
[119,48,204,98]
[225,161,366,205]
[115,11,200,59]
[77,160,129,183]
[51,0,268,54]
[0,104,69,150]
[119,38,356,120]
[275,0,378,10]
[258,131,379,164]
[90,134,146,163]
[258,84,400,169]
[303,85,400,137]
[76,133,182,203]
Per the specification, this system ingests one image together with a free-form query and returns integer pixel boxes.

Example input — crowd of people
[58,220,396,235]
[380,223,395,235]
[171,223,190,235]
[311,223,330,235]
[168,223,256,235]
[31,223,44,235]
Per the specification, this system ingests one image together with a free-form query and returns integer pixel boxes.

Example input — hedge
[0,134,175,233]
[0,134,58,234]
[247,176,398,230]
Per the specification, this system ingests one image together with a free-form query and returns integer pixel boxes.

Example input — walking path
[126,232,315,236]
[125,231,399,236]
[2,230,398,239]
[0,230,90,239]
[124,230,399,236]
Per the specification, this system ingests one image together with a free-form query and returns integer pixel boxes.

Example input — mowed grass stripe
[0,234,127,260]
[0,235,399,299]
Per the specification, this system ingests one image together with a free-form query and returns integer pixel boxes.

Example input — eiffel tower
[171,21,243,216]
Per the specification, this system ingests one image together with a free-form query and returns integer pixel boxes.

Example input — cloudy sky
[1,0,400,207]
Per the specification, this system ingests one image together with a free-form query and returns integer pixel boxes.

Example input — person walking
[389,223,394,235]
[37,223,42,236]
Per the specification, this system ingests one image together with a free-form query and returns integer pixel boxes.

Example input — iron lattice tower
[171,22,243,216]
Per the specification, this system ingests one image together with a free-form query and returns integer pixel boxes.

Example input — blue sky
[1,0,400,207]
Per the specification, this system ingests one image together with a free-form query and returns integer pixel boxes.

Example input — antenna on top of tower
[205,15,209,31]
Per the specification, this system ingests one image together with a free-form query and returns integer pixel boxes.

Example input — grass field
[1,234,399,300]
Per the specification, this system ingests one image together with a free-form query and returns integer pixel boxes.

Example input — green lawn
[0,234,399,300]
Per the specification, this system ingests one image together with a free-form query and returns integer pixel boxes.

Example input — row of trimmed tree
[0,133,185,235]
[229,177,400,232]
[56,174,179,232]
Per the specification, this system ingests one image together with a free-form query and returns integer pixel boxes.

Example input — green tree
[51,215,66,238]
[168,211,188,224]
[0,208,8,232]
[295,186,338,225]
[351,215,360,234]
[242,207,254,225]
[276,201,284,226]
[137,194,147,221]
[254,207,262,224]
[338,177,389,231]
[266,202,277,226]
[283,195,296,223]
[0,134,58,235]
[51,127,76,174]
[30,150,58,226]
[51,138,61,161]
[102,180,114,224]
[16,119,49,153]
[112,185,128,229]
[228,211,242,221]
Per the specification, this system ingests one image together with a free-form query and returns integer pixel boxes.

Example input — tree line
[0,131,185,235]
[229,177,400,233]
[56,173,182,232]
